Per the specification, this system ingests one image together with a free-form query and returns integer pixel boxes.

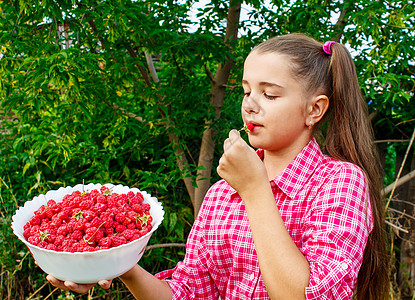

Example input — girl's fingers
[46,275,69,290]
[98,279,112,289]
[46,275,97,294]
[63,281,96,294]
[224,130,242,152]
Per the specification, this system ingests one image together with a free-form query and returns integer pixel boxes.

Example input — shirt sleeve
[301,163,373,300]
[155,188,220,300]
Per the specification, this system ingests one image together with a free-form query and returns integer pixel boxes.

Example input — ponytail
[253,33,389,300]
[328,42,389,300]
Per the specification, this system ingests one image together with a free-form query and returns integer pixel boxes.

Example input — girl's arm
[119,265,172,299]
[241,181,309,300]
[47,265,172,299]
[217,130,309,300]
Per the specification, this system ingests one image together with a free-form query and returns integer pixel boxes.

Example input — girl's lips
[248,122,262,127]
[246,122,263,132]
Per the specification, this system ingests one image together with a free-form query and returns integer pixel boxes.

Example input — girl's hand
[46,275,112,294]
[217,129,268,196]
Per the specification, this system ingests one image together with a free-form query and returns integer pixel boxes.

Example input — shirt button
[341,262,348,270]
[249,273,255,280]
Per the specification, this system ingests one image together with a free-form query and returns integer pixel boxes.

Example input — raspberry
[47,199,57,207]
[240,122,254,133]
[54,235,65,247]
[23,228,32,239]
[99,236,112,248]
[94,228,104,241]
[139,227,150,237]
[147,216,153,225]
[48,200,62,213]
[103,219,114,229]
[122,229,135,241]
[71,230,83,241]
[30,225,40,235]
[46,244,57,251]
[127,223,136,230]
[130,234,141,241]
[40,222,51,232]
[62,245,72,252]
[96,194,107,204]
[29,215,41,226]
[79,198,94,210]
[71,242,81,252]
[93,203,107,215]
[105,227,114,235]
[38,241,48,248]
[122,217,132,226]
[111,235,126,247]
[85,227,98,236]
[100,186,109,193]
[115,224,126,233]
[24,186,154,252]
[83,235,95,245]
[56,225,69,236]
[74,219,85,231]
[114,212,126,223]
[84,222,92,231]
[50,215,62,228]
[69,197,81,208]
[107,198,118,208]
[66,222,75,234]
[28,235,40,246]
[136,192,144,202]
[83,210,96,221]
[132,204,144,213]
[90,217,103,228]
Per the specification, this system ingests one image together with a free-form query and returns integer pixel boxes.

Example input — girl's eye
[264,93,278,100]
[243,92,250,97]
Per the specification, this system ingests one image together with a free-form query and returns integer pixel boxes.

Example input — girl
[47,33,389,299]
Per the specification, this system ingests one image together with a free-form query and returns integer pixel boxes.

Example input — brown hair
[253,33,389,300]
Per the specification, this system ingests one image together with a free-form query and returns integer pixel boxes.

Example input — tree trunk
[192,1,241,217]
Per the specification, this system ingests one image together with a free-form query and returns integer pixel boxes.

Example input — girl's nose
[242,93,259,114]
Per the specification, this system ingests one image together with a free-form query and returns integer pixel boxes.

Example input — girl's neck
[263,137,312,180]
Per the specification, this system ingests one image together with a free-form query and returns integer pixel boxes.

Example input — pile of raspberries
[23,186,153,252]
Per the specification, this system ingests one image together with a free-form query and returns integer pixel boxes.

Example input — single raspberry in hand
[239,122,254,133]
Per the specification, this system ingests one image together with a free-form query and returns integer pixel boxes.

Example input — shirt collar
[271,137,322,199]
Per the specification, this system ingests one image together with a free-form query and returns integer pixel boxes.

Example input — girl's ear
[306,94,329,127]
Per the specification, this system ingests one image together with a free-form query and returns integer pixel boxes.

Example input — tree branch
[334,0,354,42]
[145,51,159,83]
[383,169,415,196]
[375,139,410,144]
[384,126,415,211]
[145,243,186,252]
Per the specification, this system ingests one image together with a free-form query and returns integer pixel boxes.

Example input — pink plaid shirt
[156,138,372,299]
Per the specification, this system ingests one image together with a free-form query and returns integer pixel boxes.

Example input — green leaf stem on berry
[239,124,248,132]
[72,210,83,220]
[136,214,150,227]
[239,123,254,133]
[83,221,106,244]
[39,230,49,241]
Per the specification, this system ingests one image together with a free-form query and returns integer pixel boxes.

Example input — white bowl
[11,183,164,283]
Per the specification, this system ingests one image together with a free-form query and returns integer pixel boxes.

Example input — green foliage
[0,0,414,298]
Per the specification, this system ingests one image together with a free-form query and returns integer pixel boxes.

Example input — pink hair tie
[323,41,335,55]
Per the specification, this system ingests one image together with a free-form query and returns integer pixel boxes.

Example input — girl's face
[241,51,311,154]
